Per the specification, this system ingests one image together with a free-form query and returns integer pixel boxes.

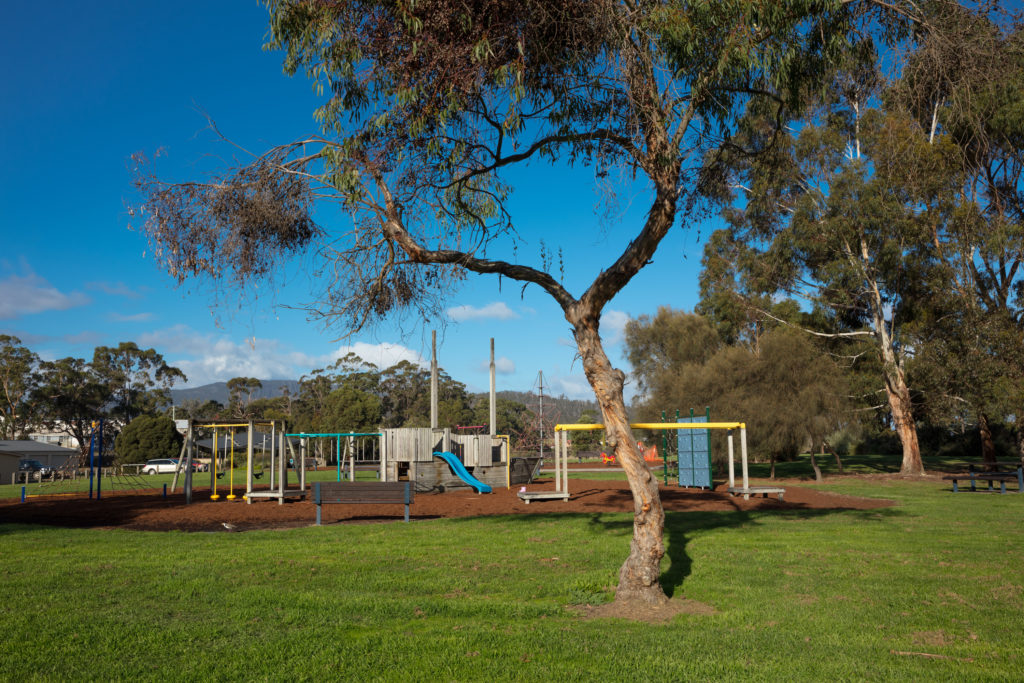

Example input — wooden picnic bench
[313,481,414,524]
[943,463,1023,494]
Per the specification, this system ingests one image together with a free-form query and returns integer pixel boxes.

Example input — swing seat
[253,469,264,480]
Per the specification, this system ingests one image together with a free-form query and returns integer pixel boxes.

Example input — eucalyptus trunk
[883,376,922,476]
[570,312,667,606]
[978,412,997,469]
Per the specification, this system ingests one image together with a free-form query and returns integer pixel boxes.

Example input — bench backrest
[314,481,413,505]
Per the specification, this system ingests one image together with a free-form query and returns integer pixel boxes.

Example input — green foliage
[0,335,40,440]
[628,309,846,465]
[91,342,187,422]
[570,410,603,453]
[226,376,264,419]
[114,415,184,464]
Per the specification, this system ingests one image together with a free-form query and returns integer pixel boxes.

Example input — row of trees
[0,336,186,461]
[666,3,1024,477]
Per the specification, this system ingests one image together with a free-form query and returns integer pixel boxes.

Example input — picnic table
[943,462,1023,494]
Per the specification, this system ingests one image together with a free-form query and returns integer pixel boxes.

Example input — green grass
[2,475,1023,680]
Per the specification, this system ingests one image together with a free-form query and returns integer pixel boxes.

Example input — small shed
[0,441,80,478]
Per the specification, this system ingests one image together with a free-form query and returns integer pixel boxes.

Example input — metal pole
[269,421,276,490]
[210,429,220,500]
[661,411,668,486]
[740,425,750,492]
[705,406,713,487]
[562,430,569,499]
[246,420,254,501]
[278,431,286,504]
[184,425,193,505]
[336,436,341,482]
[88,425,96,499]
[727,430,735,489]
[97,418,103,500]
[688,408,694,487]
[555,429,562,494]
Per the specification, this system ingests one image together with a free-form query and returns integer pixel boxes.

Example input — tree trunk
[810,444,823,482]
[824,440,845,473]
[570,311,668,606]
[884,377,923,476]
[978,412,997,470]
[856,238,923,476]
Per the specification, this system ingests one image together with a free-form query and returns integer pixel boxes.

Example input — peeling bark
[884,377,922,476]
[569,310,668,606]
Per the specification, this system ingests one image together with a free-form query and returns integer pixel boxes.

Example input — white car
[142,458,179,475]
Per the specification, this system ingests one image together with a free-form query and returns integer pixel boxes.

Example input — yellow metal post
[210,428,220,500]
[226,428,237,500]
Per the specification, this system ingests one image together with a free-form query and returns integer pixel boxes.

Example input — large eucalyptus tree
[135,0,916,607]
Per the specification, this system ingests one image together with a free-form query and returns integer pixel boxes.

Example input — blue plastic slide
[432,451,493,493]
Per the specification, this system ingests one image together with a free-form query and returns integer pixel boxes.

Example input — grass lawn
[2,471,1023,680]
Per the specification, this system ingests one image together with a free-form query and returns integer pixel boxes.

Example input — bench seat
[313,481,414,524]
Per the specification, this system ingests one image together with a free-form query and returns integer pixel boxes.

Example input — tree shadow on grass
[585,505,906,598]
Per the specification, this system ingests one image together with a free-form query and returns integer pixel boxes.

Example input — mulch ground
[0,476,892,533]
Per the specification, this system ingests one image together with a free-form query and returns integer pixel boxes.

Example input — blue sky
[1,1,712,403]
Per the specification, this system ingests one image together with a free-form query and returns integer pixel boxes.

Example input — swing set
[171,420,309,504]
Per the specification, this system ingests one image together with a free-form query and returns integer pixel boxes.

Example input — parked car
[142,459,179,475]
[18,459,52,476]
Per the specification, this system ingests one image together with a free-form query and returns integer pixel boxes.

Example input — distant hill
[489,390,600,420]
[172,382,611,419]
[170,380,300,406]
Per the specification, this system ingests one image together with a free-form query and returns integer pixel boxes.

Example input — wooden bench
[313,481,414,524]
[943,464,1023,494]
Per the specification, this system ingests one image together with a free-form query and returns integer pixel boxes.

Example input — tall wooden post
[430,330,438,430]
[489,338,496,439]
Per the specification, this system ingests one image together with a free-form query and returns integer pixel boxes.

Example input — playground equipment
[375,334,532,493]
[172,420,308,505]
[432,451,492,493]
[286,431,381,482]
[519,420,784,503]
[633,421,785,499]
[517,423,579,503]
[657,408,713,489]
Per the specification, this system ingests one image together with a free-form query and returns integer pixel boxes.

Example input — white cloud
[326,342,425,369]
[547,373,594,400]
[138,326,311,385]
[447,301,519,322]
[137,326,425,386]
[86,281,145,299]
[108,312,154,322]
[0,269,89,319]
[477,356,516,375]
[600,309,630,346]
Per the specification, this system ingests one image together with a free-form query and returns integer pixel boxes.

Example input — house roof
[0,441,79,458]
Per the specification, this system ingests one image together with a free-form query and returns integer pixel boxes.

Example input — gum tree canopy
[135,0,916,608]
